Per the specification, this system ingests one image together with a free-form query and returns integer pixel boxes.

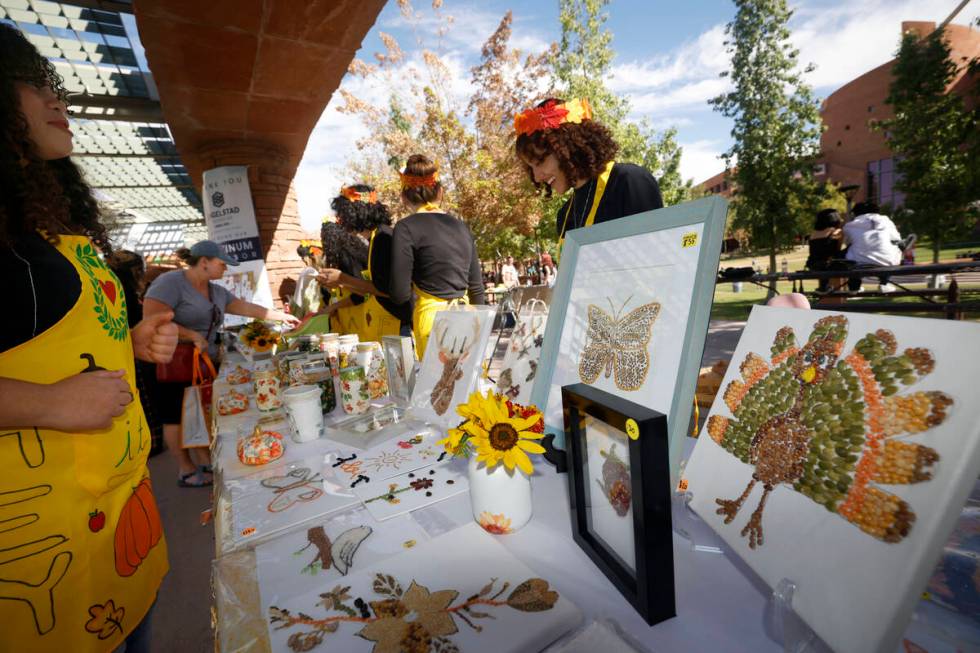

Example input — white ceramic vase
[467,456,532,535]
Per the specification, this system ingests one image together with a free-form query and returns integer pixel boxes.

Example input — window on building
[866,158,906,209]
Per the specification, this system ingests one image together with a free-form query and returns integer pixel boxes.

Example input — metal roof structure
[2,0,205,257]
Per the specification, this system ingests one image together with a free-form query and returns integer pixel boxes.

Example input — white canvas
[255,507,431,621]
[409,307,496,428]
[353,459,469,521]
[495,309,547,405]
[539,224,704,445]
[684,306,980,653]
[327,432,451,490]
[225,452,361,548]
[266,522,582,653]
[581,416,636,572]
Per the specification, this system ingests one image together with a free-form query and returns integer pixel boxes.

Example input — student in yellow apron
[0,25,178,650]
[319,221,369,338]
[317,185,411,343]
[513,98,665,261]
[387,155,486,358]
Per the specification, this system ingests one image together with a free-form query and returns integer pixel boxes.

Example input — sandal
[177,467,213,488]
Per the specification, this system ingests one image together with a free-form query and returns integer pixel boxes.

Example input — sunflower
[438,390,545,474]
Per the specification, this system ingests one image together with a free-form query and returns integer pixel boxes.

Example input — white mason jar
[467,456,532,535]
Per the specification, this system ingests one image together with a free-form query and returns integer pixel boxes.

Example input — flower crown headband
[513,98,593,136]
[399,168,439,190]
[340,186,378,203]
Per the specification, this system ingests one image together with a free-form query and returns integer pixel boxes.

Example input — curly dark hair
[0,24,108,250]
[515,98,619,197]
[321,221,368,276]
[330,184,392,232]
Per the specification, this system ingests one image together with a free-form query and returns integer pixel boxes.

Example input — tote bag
[180,349,217,448]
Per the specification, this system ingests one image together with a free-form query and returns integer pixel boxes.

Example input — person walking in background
[540,252,557,286]
[0,24,178,651]
[388,154,486,358]
[143,240,298,487]
[501,255,519,288]
[514,98,664,258]
[804,208,844,293]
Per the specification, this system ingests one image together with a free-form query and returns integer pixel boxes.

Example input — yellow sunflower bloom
[464,391,545,475]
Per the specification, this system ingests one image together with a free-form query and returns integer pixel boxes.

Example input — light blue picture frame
[530,195,728,486]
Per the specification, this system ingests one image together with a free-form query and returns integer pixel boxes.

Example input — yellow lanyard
[419,202,441,212]
[362,229,377,282]
[557,160,615,257]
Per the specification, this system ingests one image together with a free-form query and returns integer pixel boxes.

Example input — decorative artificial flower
[437,390,545,475]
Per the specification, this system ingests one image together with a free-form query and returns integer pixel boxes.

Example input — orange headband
[340,186,378,203]
[399,170,439,189]
[514,98,593,136]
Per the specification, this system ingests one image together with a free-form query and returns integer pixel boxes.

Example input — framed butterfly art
[531,195,727,486]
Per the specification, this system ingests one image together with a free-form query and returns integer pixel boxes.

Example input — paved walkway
[148,320,747,651]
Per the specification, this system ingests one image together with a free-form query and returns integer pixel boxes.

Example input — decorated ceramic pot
[254,369,282,412]
[339,366,370,415]
[468,456,532,534]
[276,351,306,385]
[356,342,389,400]
[237,426,285,465]
[225,365,252,385]
[300,358,336,414]
[217,389,249,416]
[337,334,359,370]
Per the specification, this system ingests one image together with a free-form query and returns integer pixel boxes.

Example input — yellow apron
[412,286,468,360]
[334,287,366,338]
[361,229,401,343]
[557,160,614,261]
[0,235,168,652]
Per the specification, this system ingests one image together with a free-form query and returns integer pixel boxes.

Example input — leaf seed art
[708,315,952,549]
[260,468,326,513]
[295,525,373,576]
[578,296,661,392]
[269,573,560,652]
[595,444,631,517]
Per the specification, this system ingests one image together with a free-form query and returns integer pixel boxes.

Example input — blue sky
[294,0,979,230]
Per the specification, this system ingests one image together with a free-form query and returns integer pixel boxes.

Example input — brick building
[699,20,980,209]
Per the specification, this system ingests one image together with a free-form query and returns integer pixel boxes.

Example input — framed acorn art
[561,383,675,626]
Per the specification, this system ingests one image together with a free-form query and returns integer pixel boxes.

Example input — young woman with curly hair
[0,24,179,652]
[317,184,411,341]
[388,154,486,357]
[319,218,369,337]
[514,98,664,255]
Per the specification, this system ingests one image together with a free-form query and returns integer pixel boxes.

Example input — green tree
[878,26,978,262]
[710,0,823,280]
[554,0,695,205]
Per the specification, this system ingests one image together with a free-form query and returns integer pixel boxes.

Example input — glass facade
[2,0,205,257]
[866,158,906,210]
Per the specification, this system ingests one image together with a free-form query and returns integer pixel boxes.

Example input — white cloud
[608,24,727,93]
[630,78,730,114]
[678,139,728,184]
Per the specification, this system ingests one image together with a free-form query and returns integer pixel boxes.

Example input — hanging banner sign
[202,166,273,322]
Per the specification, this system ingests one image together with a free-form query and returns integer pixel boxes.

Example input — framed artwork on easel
[531,195,727,486]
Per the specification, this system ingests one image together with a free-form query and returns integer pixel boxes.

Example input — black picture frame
[561,382,675,626]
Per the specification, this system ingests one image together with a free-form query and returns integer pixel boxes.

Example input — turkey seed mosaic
[706,315,953,548]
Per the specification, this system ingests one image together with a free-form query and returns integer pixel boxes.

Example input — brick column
[196,141,304,309]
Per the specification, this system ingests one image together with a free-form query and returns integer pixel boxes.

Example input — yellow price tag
[682,232,698,248]
[625,418,640,441]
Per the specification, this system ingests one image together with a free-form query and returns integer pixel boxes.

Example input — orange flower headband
[399,169,439,189]
[340,186,378,203]
[513,98,593,136]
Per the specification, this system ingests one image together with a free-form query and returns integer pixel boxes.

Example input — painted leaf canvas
[265,522,582,652]
[684,306,980,653]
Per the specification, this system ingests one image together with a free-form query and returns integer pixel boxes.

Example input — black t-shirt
[2,232,82,353]
[389,212,486,306]
[369,225,413,326]
[556,162,664,240]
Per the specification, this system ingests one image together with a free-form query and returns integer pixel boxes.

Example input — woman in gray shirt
[144,240,298,486]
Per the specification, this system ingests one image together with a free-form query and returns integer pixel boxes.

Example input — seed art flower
[437,390,545,475]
